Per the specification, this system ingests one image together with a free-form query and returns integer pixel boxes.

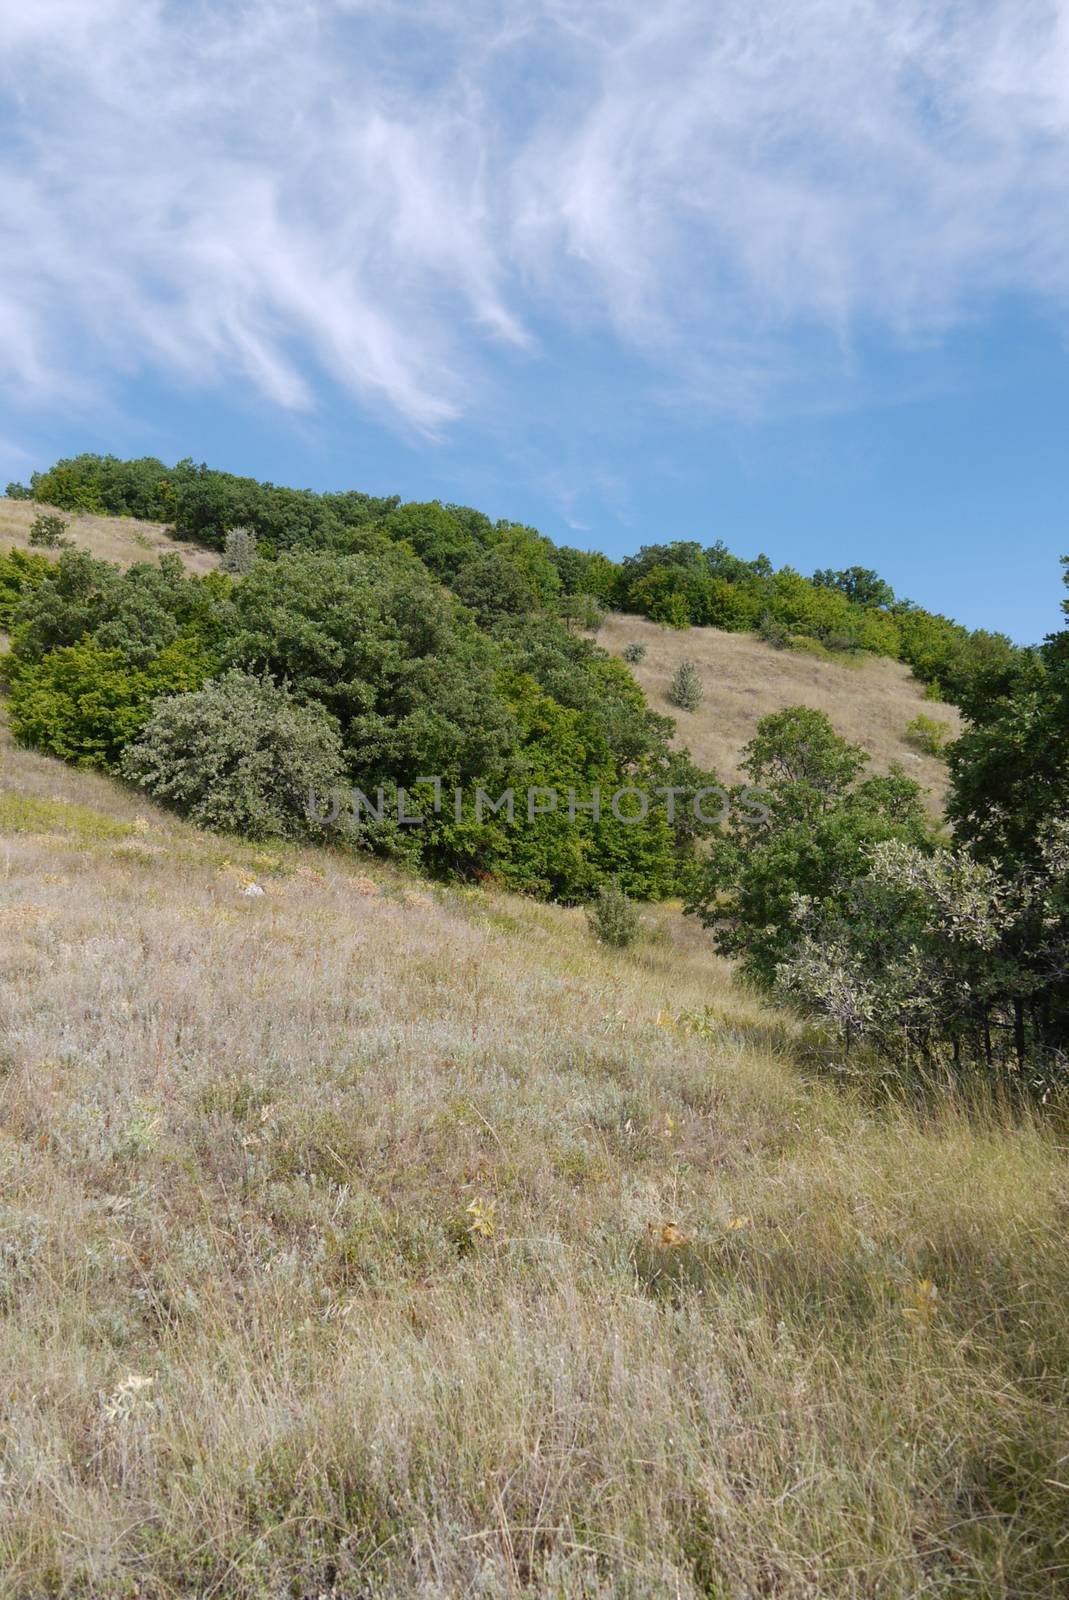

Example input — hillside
[2,498,958,815]
[602,613,961,812]
[0,496,219,574]
[0,700,1066,1595]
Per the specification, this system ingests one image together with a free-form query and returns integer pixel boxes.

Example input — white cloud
[0,0,1067,430]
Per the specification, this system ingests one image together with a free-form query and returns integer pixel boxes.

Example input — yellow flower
[903,1278,938,1328]
[465,1198,496,1239]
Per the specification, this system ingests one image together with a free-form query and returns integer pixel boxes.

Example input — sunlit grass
[0,707,1066,1596]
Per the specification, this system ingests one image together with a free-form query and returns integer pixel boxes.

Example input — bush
[560,593,606,634]
[586,880,641,947]
[122,671,346,840]
[757,612,791,650]
[221,526,257,575]
[28,513,71,549]
[905,713,951,756]
[5,481,32,501]
[667,659,704,712]
[622,641,647,664]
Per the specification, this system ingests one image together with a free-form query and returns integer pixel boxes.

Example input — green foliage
[686,708,930,983]
[622,641,647,663]
[4,481,32,500]
[778,824,1069,1089]
[726,567,1069,1087]
[453,551,536,623]
[122,671,346,840]
[812,566,895,608]
[222,548,515,790]
[905,713,951,757]
[381,501,474,578]
[221,525,257,575]
[23,454,1016,713]
[28,513,71,549]
[6,633,213,769]
[667,659,704,712]
[757,611,791,650]
[11,550,227,670]
[586,879,641,947]
[0,549,53,630]
[947,562,1069,871]
[559,592,605,633]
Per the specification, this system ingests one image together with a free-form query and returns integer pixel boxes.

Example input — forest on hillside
[3,453,1067,1088]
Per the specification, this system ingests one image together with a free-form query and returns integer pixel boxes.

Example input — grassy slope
[0,497,219,575]
[1,704,1067,1595]
[600,612,961,813]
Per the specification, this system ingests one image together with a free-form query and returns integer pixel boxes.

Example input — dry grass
[0,497,219,575]
[0,703,1067,1597]
[600,613,961,814]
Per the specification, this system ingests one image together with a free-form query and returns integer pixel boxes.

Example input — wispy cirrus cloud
[0,0,1067,432]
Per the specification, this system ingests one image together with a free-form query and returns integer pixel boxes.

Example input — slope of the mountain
[0,704,1066,1596]
[0,496,219,573]
[3,498,958,816]
[602,610,961,811]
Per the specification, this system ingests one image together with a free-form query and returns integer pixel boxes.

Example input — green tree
[6,634,213,769]
[0,549,53,630]
[221,549,516,790]
[686,708,930,982]
[28,513,71,549]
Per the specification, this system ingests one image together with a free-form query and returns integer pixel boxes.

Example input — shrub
[122,671,346,840]
[221,525,257,575]
[667,659,704,712]
[758,612,790,650]
[559,593,606,634]
[28,513,71,549]
[622,641,647,664]
[905,713,951,757]
[586,880,641,947]
[4,481,32,500]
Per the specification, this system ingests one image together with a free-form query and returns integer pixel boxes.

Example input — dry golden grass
[600,612,961,813]
[0,497,219,574]
[0,702,1067,1596]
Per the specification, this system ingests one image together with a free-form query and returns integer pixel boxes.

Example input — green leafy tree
[0,549,53,630]
[380,501,476,579]
[778,824,1069,1086]
[221,548,516,790]
[452,551,537,623]
[947,561,1069,869]
[6,634,213,769]
[686,708,930,982]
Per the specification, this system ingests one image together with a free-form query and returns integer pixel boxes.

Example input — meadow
[1,699,1067,1596]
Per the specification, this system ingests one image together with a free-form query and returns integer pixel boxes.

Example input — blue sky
[2,1,1067,644]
